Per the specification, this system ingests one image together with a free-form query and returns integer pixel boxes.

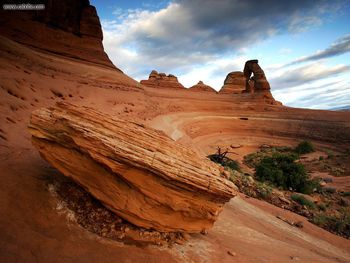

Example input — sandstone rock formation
[28,102,236,233]
[243,60,270,91]
[140,70,185,89]
[219,71,246,94]
[0,0,116,69]
[189,81,216,92]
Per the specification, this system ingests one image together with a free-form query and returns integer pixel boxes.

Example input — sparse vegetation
[326,150,334,159]
[255,153,318,194]
[321,187,336,194]
[294,140,314,154]
[255,181,273,199]
[208,147,240,171]
[291,194,316,209]
[244,146,293,168]
[318,203,327,211]
[242,143,350,238]
[312,209,350,238]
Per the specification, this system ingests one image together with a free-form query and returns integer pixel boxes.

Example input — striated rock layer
[140,70,185,89]
[28,102,236,232]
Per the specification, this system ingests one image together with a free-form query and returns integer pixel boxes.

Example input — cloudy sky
[91,0,350,109]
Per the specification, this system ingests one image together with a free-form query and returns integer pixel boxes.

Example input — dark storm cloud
[104,0,345,65]
[287,35,350,66]
[144,0,331,55]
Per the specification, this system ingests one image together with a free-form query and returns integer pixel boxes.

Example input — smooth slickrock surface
[28,102,236,233]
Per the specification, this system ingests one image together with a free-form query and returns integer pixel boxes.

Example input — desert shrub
[208,147,240,171]
[255,181,273,200]
[341,192,350,197]
[321,187,336,194]
[312,214,328,226]
[243,152,260,168]
[312,209,350,238]
[291,194,316,209]
[318,203,327,211]
[294,140,314,154]
[244,146,294,168]
[326,150,334,159]
[319,156,324,161]
[255,153,317,194]
[224,158,240,171]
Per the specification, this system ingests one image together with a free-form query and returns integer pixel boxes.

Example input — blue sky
[91,0,350,109]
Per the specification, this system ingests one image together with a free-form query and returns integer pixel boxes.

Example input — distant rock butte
[219,71,246,94]
[218,60,281,105]
[0,0,116,69]
[243,59,270,91]
[29,102,236,233]
[140,70,185,89]
[189,81,217,92]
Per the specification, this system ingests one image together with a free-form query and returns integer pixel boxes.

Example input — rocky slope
[140,70,186,89]
[29,102,236,232]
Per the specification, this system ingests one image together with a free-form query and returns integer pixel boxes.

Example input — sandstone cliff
[140,70,185,89]
[28,102,236,233]
[0,0,116,69]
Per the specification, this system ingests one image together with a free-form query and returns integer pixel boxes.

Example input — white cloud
[279,48,293,55]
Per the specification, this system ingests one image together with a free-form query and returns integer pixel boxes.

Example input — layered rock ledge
[28,103,236,232]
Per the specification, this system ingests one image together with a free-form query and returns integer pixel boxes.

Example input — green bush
[318,203,327,211]
[255,182,273,200]
[312,214,328,226]
[291,194,316,209]
[255,153,317,194]
[294,141,314,154]
[208,154,240,171]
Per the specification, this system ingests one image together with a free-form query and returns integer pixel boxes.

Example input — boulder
[219,71,246,94]
[189,81,216,92]
[140,71,185,89]
[28,102,236,233]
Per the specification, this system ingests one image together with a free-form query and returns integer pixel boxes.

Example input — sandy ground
[1,35,350,262]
